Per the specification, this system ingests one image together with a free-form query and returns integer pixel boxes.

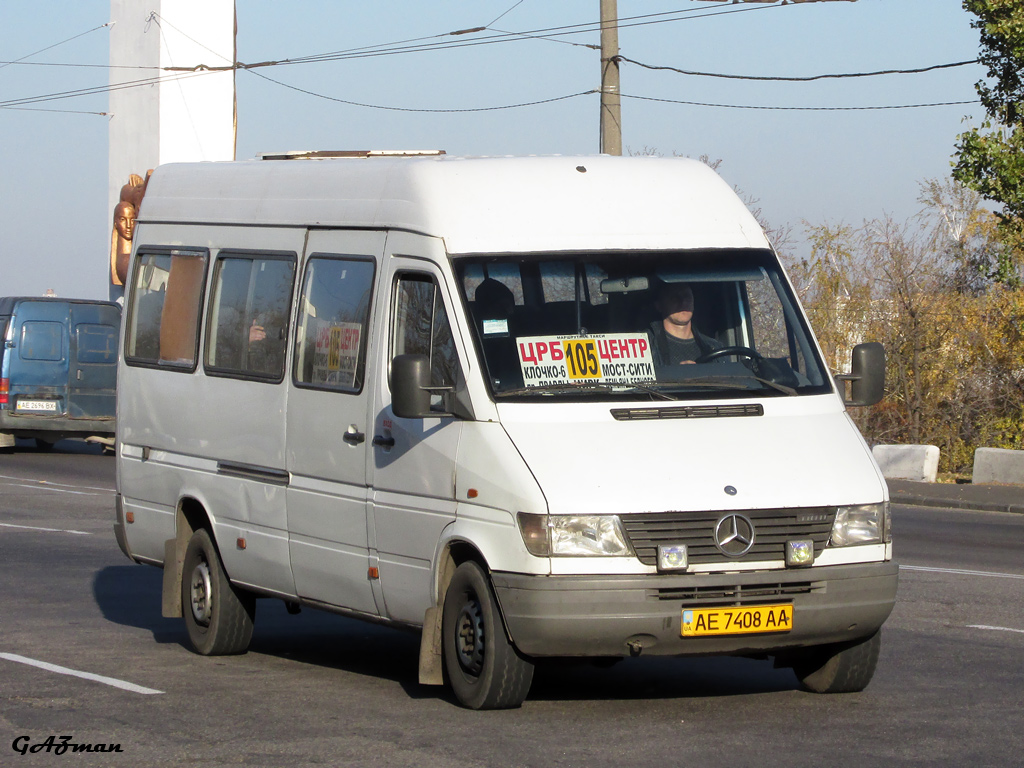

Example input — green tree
[952,0,1024,285]
[918,178,1002,293]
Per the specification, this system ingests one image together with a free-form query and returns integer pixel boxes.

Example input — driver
[649,282,723,365]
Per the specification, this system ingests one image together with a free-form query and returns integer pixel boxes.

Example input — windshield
[455,250,832,401]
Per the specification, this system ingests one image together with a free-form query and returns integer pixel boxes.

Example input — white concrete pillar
[108,0,235,299]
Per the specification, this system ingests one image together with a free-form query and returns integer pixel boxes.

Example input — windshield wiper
[749,375,797,396]
[496,382,676,400]
[497,376,796,399]
[668,374,797,396]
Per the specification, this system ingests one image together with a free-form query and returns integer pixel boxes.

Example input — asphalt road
[1,440,1022,767]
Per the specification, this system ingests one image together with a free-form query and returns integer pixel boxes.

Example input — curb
[889,492,1024,516]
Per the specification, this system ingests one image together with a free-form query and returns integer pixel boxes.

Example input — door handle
[343,431,365,445]
[372,435,395,449]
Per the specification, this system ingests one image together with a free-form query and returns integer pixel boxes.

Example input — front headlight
[830,502,890,547]
[517,513,632,557]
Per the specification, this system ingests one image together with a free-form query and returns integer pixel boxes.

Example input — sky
[0,0,986,301]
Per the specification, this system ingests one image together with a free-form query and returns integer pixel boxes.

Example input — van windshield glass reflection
[455,250,831,401]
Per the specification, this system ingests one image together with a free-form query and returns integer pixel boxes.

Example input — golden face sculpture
[110,170,152,287]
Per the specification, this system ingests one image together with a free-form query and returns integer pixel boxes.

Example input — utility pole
[597,0,857,156]
[599,0,621,155]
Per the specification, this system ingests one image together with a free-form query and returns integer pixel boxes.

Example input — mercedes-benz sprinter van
[113,152,895,709]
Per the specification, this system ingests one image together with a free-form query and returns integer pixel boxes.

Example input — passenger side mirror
[391,354,433,418]
[836,342,885,407]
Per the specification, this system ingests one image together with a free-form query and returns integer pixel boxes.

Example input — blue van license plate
[16,399,57,412]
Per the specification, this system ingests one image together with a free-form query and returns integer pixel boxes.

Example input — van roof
[138,154,771,255]
[0,296,119,314]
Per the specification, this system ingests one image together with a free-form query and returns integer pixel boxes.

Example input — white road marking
[900,564,1024,581]
[0,653,163,695]
[968,625,1024,635]
[0,473,113,495]
[2,482,107,497]
[0,522,90,535]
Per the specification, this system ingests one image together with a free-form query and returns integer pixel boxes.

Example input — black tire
[34,438,55,451]
[180,528,255,656]
[442,560,534,710]
[793,630,881,693]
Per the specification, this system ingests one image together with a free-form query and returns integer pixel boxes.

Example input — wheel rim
[454,596,485,677]
[189,560,213,626]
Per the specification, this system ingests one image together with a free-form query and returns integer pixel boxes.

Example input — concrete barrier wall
[872,444,940,483]
[972,447,1024,486]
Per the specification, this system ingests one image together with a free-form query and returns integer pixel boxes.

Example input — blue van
[0,297,120,450]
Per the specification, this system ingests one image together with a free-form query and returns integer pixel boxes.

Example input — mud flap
[418,605,444,685]
[161,537,183,618]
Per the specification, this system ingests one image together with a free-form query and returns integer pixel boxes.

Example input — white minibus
[114,152,896,709]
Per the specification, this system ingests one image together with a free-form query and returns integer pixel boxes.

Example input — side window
[392,274,459,408]
[205,253,296,381]
[125,250,207,369]
[75,324,118,364]
[293,256,375,392]
[747,276,806,373]
[20,322,64,361]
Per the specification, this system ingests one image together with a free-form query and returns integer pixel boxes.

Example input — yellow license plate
[681,604,793,637]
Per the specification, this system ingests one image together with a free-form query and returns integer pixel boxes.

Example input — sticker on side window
[516,333,655,387]
[312,321,361,387]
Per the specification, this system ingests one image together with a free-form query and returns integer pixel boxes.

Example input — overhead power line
[246,68,596,113]
[2,55,982,83]
[0,5,769,74]
[0,4,982,117]
[156,2,779,72]
[617,56,982,82]
[0,68,210,109]
[621,92,980,111]
[0,106,109,116]
[486,0,526,28]
[0,22,111,72]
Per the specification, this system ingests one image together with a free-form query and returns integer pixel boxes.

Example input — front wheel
[442,561,534,710]
[793,630,881,693]
[181,528,255,656]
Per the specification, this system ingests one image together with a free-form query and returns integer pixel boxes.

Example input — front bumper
[492,560,898,657]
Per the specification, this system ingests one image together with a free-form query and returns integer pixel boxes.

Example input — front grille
[621,507,836,566]
[653,581,825,605]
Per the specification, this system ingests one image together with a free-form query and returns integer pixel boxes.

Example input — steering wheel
[695,345,761,364]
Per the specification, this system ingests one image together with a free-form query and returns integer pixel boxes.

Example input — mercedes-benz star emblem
[714,513,755,557]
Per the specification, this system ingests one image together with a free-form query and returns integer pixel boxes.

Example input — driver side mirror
[391,354,433,418]
[836,342,885,407]
[391,354,473,420]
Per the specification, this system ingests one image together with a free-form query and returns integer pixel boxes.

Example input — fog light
[658,544,688,572]
[786,539,814,567]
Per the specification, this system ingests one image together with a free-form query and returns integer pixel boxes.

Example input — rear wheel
[181,528,255,655]
[442,560,534,710]
[793,630,881,693]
